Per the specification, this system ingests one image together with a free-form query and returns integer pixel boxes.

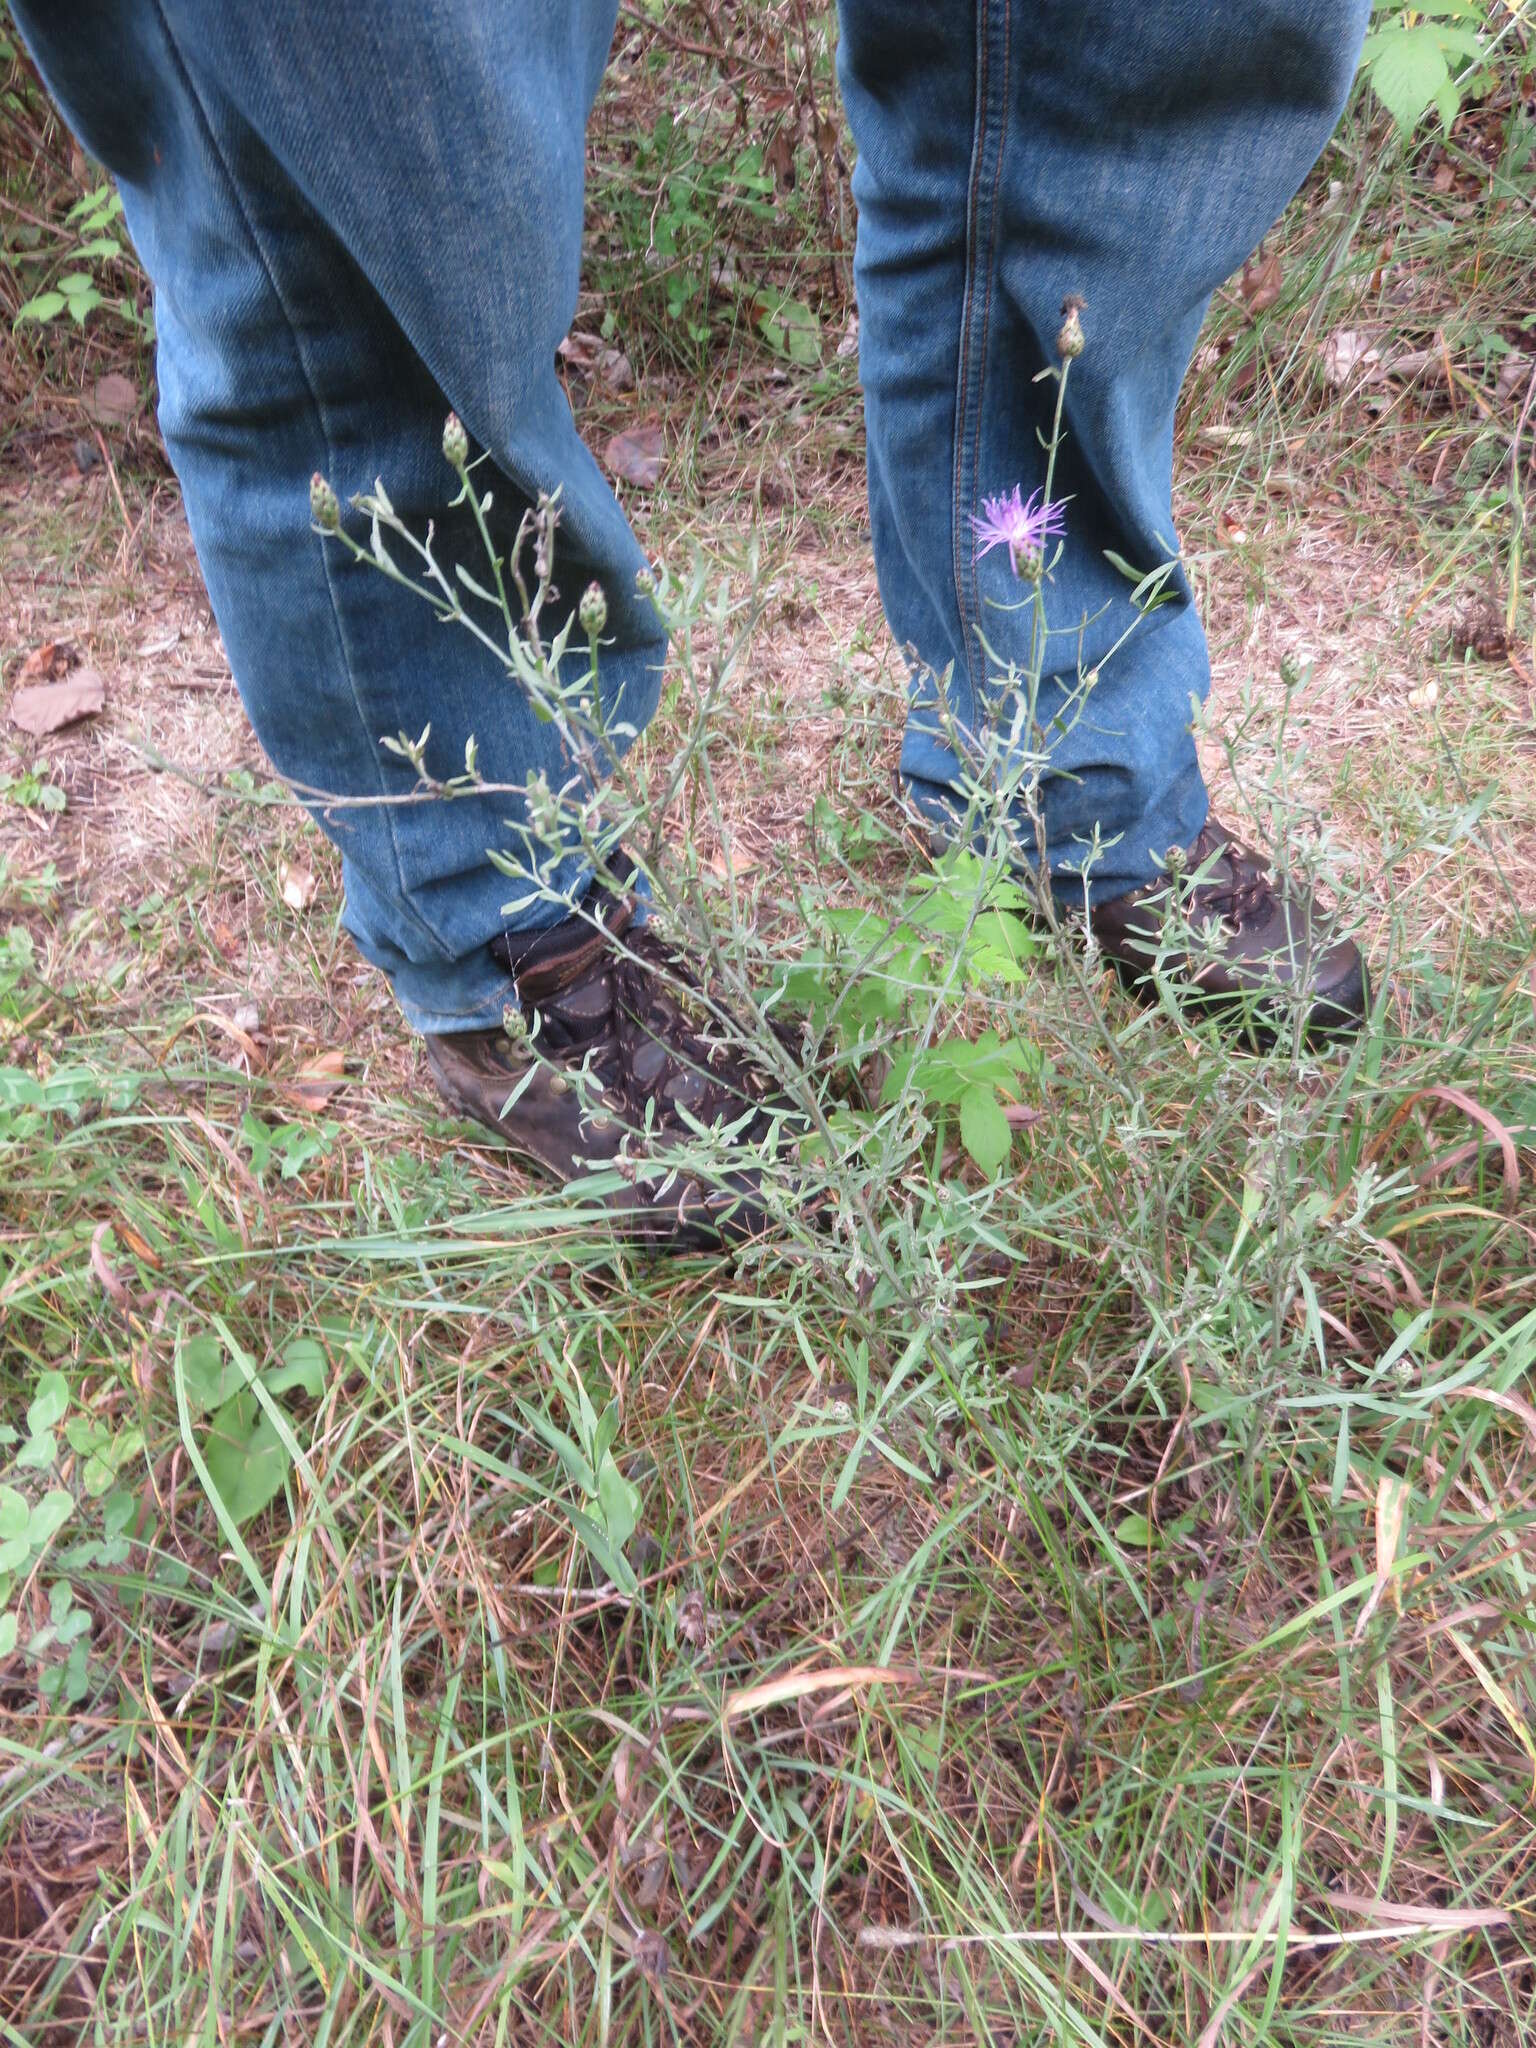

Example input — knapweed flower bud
[442,411,469,468]
[309,472,340,533]
[579,580,608,636]
[1056,296,1085,360]
[524,769,558,840]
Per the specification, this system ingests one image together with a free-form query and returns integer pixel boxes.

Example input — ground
[3,19,1536,2047]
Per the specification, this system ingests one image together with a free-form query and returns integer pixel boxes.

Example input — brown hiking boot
[425,893,802,1249]
[1089,817,1367,1044]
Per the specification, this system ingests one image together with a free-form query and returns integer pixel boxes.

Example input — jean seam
[950,4,987,711]
[968,0,1008,691]
[145,0,455,966]
[952,0,1010,712]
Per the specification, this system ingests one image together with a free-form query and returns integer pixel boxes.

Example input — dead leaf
[1322,328,1383,389]
[764,128,796,191]
[1427,1750,1445,1807]
[1240,247,1283,317]
[1459,1385,1536,1454]
[708,835,759,881]
[193,1006,265,1071]
[676,1588,709,1648]
[596,345,634,392]
[17,640,77,684]
[86,372,139,427]
[279,861,315,911]
[1353,1470,1409,1641]
[11,668,105,735]
[604,423,664,490]
[1497,351,1532,405]
[279,1048,349,1110]
[1380,347,1445,383]
[90,1222,133,1309]
[117,1222,161,1269]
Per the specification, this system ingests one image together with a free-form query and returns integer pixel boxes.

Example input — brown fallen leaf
[11,667,105,735]
[558,331,598,370]
[707,835,760,881]
[86,371,139,426]
[90,1221,134,1309]
[1240,247,1283,317]
[278,1048,350,1110]
[675,1588,709,1648]
[1497,351,1532,405]
[1322,328,1382,389]
[1002,1102,1044,1130]
[596,345,634,393]
[559,331,635,392]
[278,860,315,910]
[604,422,665,490]
[117,1221,162,1269]
[193,1006,265,1071]
[17,640,78,684]
[764,128,796,192]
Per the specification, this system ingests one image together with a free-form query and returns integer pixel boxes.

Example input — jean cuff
[390,948,520,1036]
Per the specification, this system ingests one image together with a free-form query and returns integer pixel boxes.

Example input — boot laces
[1187,823,1277,929]
[540,928,765,1129]
[1184,822,1274,928]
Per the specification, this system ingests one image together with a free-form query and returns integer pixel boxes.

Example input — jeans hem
[392,965,520,1038]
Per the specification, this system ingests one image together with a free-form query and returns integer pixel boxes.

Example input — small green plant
[1360,0,1501,137]
[0,1370,142,1702]
[177,1327,326,1527]
[239,1110,340,1183]
[520,1363,644,1592]
[0,925,38,1025]
[0,854,59,909]
[588,106,824,364]
[0,762,67,812]
[10,182,152,336]
[775,850,1045,1176]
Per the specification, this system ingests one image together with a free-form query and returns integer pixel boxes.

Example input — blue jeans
[15,1,1368,1031]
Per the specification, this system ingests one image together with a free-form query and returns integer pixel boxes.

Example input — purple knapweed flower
[970,485,1066,580]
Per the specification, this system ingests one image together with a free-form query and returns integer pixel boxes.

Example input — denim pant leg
[13,1,662,1034]
[838,0,1370,903]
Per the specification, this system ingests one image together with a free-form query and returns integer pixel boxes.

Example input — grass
[4,10,1536,2045]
